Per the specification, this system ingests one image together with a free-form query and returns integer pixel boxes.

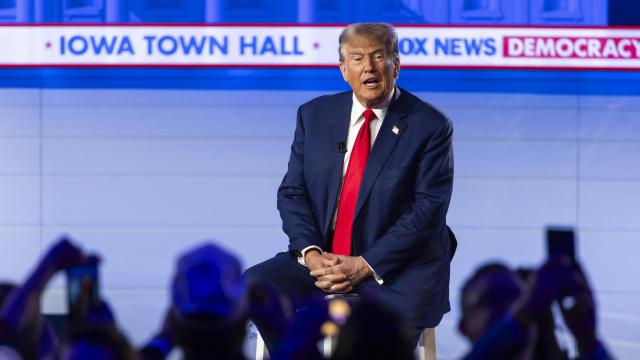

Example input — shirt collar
[350,87,400,126]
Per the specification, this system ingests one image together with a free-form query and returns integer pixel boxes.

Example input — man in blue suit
[245,22,455,350]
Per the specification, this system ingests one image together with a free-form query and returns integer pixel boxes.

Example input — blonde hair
[338,23,399,62]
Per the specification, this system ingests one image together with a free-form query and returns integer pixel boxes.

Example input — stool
[252,293,359,359]
[321,293,361,356]
[418,327,436,360]
[255,329,267,360]
[252,295,437,360]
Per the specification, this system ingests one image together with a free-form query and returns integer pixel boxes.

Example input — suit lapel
[353,90,409,221]
[323,92,352,238]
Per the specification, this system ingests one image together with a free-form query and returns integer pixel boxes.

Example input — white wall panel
[580,142,640,179]
[580,95,640,110]
[0,107,40,136]
[43,138,290,175]
[0,89,40,105]
[580,110,640,141]
[0,139,40,174]
[456,140,577,178]
[580,231,640,292]
[43,106,296,137]
[42,89,324,107]
[0,178,40,225]
[449,179,577,227]
[580,181,640,230]
[416,92,577,109]
[450,108,579,140]
[0,228,41,282]
[598,294,640,360]
[42,176,282,225]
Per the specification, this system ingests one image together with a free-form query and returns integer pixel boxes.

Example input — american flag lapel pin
[392,126,400,135]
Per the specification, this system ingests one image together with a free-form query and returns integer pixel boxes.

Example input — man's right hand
[304,249,353,293]
[304,250,350,293]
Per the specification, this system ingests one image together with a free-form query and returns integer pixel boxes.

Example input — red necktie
[332,108,376,255]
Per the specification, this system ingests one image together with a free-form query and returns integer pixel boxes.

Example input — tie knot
[362,108,376,122]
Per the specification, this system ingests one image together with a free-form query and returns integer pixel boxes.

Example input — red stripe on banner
[0,23,639,30]
[1,64,640,72]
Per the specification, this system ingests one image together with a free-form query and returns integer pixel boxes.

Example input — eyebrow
[348,48,386,56]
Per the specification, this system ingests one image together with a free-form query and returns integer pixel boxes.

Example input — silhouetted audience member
[247,282,294,353]
[0,283,57,360]
[0,238,135,360]
[144,242,248,360]
[0,238,87,359]
[61,301,137,360]
[459,263,566,359]
[270,296,328,360]
[459,257,612,360]
[0,235,619,360]
[139,309,175,360]
[272,294,414,360]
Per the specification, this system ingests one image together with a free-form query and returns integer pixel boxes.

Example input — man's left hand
[310,253,372,293]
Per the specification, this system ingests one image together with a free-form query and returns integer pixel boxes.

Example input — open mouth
[362,78,380,89]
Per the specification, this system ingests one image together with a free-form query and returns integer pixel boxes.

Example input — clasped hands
[304,250,372,293]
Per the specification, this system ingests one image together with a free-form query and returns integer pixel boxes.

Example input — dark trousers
[243,251,424,354]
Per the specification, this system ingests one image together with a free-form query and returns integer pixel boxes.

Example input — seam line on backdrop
[577,77,583,230]
[38,83,44,257]
[4,224,638,232]
[4,135,640,143]
[3,174,640,181]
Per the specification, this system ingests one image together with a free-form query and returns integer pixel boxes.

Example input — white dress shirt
[299,88,401,285]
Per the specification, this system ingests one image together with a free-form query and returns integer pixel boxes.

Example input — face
[339,36,399,108]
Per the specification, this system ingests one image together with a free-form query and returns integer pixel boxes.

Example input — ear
[393,57,400,79]
[339,61,349,82]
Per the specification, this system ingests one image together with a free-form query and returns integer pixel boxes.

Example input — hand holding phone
[66,261,100,325]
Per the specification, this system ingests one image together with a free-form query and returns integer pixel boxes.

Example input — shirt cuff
[298,246,323,266]
[360,256,384,285]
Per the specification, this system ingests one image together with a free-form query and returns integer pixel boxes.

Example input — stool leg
[323,335,334,357]
[422,328,436,360]
[256,331,267,360]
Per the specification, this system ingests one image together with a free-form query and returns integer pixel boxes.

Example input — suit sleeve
[361,115,454,279]
[277,106,324,253]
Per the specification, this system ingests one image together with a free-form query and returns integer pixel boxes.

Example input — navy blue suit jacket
[277,88,454,328]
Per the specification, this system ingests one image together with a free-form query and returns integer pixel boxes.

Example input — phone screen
[66,263,100,324]
[546,227,576,261]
